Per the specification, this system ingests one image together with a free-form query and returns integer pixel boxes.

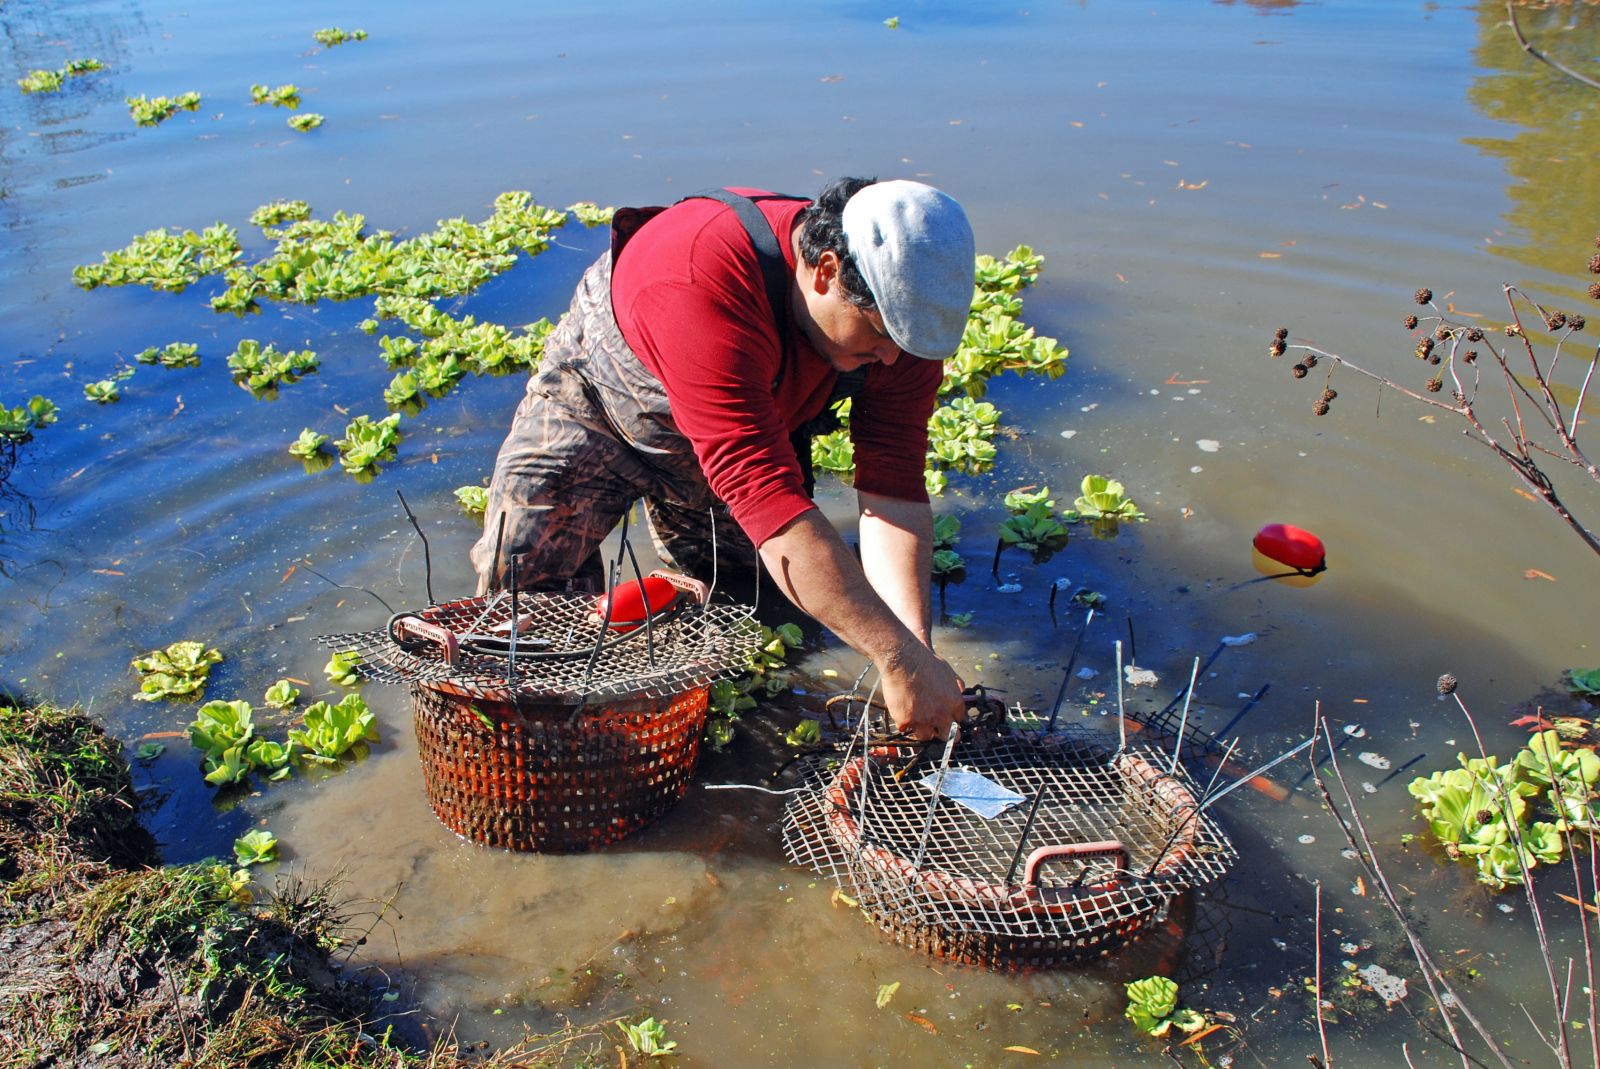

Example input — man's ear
[808,250,840,296]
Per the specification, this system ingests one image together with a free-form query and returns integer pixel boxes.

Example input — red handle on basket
[390,614,460,665]
[1022,840,1130,890]
[592,571,707,632]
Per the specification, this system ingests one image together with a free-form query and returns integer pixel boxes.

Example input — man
[471,178,971,740]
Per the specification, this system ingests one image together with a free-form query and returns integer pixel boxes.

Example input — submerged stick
[1115,640,1127,754]
[1044,608,1095,735]
[394,489,435,605]
[1169,656,1201,775]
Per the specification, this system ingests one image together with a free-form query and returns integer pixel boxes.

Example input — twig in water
[1314,880,1331,1068]
[1506,0,1600,91]
[296,557,394,614]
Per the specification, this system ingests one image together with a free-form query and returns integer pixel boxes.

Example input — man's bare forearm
[857,490,933,645]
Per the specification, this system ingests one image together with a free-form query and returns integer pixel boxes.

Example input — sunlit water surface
[3,1,1599,1065]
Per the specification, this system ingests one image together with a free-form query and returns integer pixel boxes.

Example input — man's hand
[879,637,966,740]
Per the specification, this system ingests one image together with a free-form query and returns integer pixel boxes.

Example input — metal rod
[572,559,622,719]
[991,537,1003,579]
[507,553,519,683]
[1125,615,1137,663]
[910,723,960,871]
[1198,736,1315,811]
[1199,737,1242,805]
[1169,656,1201,775]
[616,508,659,669]
[857,675,881,834]
[490,509,507,591]
[1044,608,1095,735]
[1004,783,1049,887]
[394,489,435,605]
[1115,640,1127,755]
[702,506,720,629]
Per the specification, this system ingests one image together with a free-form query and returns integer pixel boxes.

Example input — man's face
[796,251,904,373]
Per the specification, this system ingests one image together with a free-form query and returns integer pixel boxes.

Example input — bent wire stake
[1169,656,1201,775]
[1044,608,1095,735]
[506,554,519,682]
[1115,640,1127,755]
[911,722,961,871]
[394,489,436,606]
[1004,782,1050,887]
[1198,736,1315,813]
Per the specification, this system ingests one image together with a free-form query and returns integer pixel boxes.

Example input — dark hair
[798,176,877,309]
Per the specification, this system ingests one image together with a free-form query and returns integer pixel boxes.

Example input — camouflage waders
[470,253,760,594]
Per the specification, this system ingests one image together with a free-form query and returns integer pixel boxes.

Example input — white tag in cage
[919,768,1027,819]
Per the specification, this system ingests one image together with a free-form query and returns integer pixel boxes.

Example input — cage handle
[647,569,709,606]
[388,612,460,666]
[1022,840,1129,890]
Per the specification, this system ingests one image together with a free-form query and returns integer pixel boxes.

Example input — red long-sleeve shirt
[611,190,941,548]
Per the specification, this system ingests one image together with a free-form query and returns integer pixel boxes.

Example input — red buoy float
[1252,523,1327,574]
[593,575,681,632]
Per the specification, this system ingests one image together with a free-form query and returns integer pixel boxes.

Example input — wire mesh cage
[782,710,1236,970]
[321,574,762,852]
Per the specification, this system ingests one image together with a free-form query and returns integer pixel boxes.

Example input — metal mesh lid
[319,588,762,704]
[782,727,1236,944]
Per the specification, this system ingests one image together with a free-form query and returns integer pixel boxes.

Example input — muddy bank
[0,700,611,1069]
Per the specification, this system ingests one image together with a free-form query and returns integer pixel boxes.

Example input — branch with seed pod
[1268,238,1600,558]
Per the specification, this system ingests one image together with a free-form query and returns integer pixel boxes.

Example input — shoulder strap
[678,189,806,359]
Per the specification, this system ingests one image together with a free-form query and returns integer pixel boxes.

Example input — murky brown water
[4,0,1599,1064]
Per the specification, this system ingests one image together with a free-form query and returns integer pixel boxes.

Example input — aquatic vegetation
[227,340,319,392]
[131,640,222,702]
[784,719,822,747]
[1124,976,1207,1038]
[74,224,240,293]
[0,396,58,442]
[249,83,300,109]
[18,59,100,94]
[999,489,1068,554]
[263,679,300,710]
[324,649,363,686]
[1071,474,1146,522]
[567,201,615,227]
[312,27,368,47]
[134,342,200,368]
[925,396,999,475]
[334,413,402,475]
[249,199,312,229]
[1408,730,1600,889]
[1568,667,1600,697]
[289,693,378,764]
[232,829,278,867]
[454,484,487,517]
[187,699,263,785]
[620,1017,677,1058]
[126,91,202,126]
[287,112,324,132]
[83,378,122,404]
[288,428,328,459]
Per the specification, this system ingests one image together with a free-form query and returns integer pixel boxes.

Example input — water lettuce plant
[18,59,100,94]
[287,112,324,132]
[233,829,278,867]
[312,27,368,47]
[566,201,615,227]
[620,1017,677,1058]
[1124,976,1206,1038]
[263,679,300,710]
[74,224,240,292]
[249,199,312,229]
[334,413,402,475]
[126,91,202,126]
[83,378,122,404]
[188,699,263,785]
[227,340,318,393]
[455,485,488,517]
[784,719,822,747]
[135,342,200,368]
[288,428,328,459]
[1072,474,1145,521]
[249,83,300,109]
[999,488,1068,554]
[324,650,363,686]
[131,640,222,702]
[289,694,378,763]
[1408,730,1600,889]
[0,396,58,442]
[1568,667,1600,697]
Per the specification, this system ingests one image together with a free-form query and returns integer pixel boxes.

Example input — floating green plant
[1124,976,1206,1038]
[0,396,58,442]
[1568,667,1600,697]
[249,199,312,229]
[785,719,822,747]
[1071,474,1145,522]
[620,1018,677,1058]
[287,112,324,132]
[566,201,615,227]
[334,413,402,475]
[324,649,363,686]
[999,489,1068,554]
[454,485,487,517]
[131,640,222,702]
[288,428,328,459]
[249,83,300,109]
[126,91,202,126]
[83,378,122,404]
[232,829,278,867]
[18,59,101,94]
[289,693,378,764]
[312,27,368,47]
[263,679,300,710]
[134,342,200,368]
[74,224,240,293]
[227,340,318,393]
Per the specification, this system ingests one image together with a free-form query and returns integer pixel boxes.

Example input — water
[3,0,1598,1064]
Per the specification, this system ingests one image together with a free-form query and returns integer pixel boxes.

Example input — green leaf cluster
[288,428,328,459]
[324,650,363,686]
[1000,488,1068,553]
[134,342,200,368]
[312,27,368,47]
[287,112,324,132]
[1124,976,1206,1038]
[126,91,202,126]
[233,829,278,866]
[705,679,758,752]
[567,202,616,227]
[0,396,58,441]
[1568,667,1600,697]
[288,694,379,764]
[188,700,291,785]
[263,679,300,710]
[227,340,318,393]
[785,719,822,747]
[455,485,488,517]
[1073,474,1145,521]
[931,513,964,578]
[131,640,223,702]
[926,396,999,476]
[620,1017,677,1058]
[83,378,122,404]
[18,58,101,94]
[334,413,402,475]
[74,224,241,292]
[249,83,300,109]
[249,199,313,229]
[1408,730,1600,889]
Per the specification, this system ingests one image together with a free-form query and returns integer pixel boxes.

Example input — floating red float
[594,575,682,632]
[1252,523,1327,574]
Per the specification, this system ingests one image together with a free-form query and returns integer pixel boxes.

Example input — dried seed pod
[1429,354,1441,366]
[1437,673,1458,695]
[1312,400,1330,415]
[1590,283,1600,301]
[1275,327,1289,341]
[1434,326,1451,341]
[1589,253,1600,275]
[1415,337,1434,359]
[1570,314,1586,332]
[1302,352,1318,369]
[1269,340,1287,357]
[1414,287,1433,305]
[1426,376,1443,392]
[1505,324,1522,337]
[1291,363,1308,378]
[1546,312,1567,331]
[1463,349,1478,364]
[1321,388,1338,402]
[1403,314,1419,330]
[1466,327,1484,342]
